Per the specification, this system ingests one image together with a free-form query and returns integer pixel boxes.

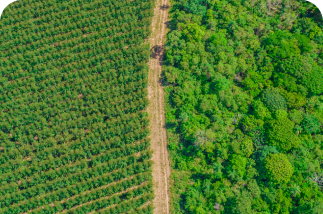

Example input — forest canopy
[164,0,323,213]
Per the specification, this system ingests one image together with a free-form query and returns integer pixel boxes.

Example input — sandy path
[147,0,170,212]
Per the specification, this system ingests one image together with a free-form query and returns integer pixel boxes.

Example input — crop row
[0,149,152,198]
[0,113,149,168]
[0,73,147,128]
[127,203,154,214]
[1,161,152,213]
[0,122,150,181]
[3,91,148,143]
[1,0,149,26]
[0,0,153,51]
[0,60,148,110]
[0,0,149,33]
[0,139,151,193]
[0,151,151,206]
[60,174,152,211]
[1,43,150,91]
[1,22,149,77]
[0,111,149,173]
[97,192,154,214]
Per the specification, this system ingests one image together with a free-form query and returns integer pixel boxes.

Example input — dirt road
[147,0,170,212]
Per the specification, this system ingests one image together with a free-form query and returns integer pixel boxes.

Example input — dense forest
[164,0,323,213]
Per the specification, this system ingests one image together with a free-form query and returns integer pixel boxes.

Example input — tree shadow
[150,45,164,59]
[150,45,165,67]
[165,20,176,30]
[164,122,176,129]
[160,4,170,10]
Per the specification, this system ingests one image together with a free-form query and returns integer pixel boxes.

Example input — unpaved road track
[147,0,170,212]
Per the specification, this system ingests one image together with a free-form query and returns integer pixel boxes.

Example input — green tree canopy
[262,30,301,60]
[229,190,252,214]
[261,88,287,112]
[231,136,254,157]
[279,55,323,95]
[301,114,321,134]
[264,153,294,184]
[266,113,301,151]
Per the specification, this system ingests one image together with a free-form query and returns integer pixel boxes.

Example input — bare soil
[147,0,171,212]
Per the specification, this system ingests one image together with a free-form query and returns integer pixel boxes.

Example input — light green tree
[264,153,294,184]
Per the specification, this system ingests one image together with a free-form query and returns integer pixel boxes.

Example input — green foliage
[229,154,248,177]
[251,197,269,212]
[280,89,307,109]
[184,188,208,213]
[314,135,323,145]
[182,23,206,42]
[262,30,301,60]
[194,129,216,153]
[288,183,301,197]
[294,33,313,53]
[181,113,210,140]
[267,113,301,151]
[0,0,156,212]
[261,88,287,112]
[273,72,299,93]
[231,136,254,157]
[229,191,252,214]
[289,109,304,124]
[264,153,294,184]
[279,55,323,95]
[241,115,264,133]
[179,0,208,16]
[252,100,271,120]
[165,0,323,213]
[295,17,322,39]
[212,74,233,92]
[247,179,261,198]
[207,30,228,54]
[198,94,218,115]
[273,109,288,119]
[256,145,279,162]
[301,114,321,134]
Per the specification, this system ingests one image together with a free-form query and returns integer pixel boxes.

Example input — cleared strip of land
[147,0,170,212]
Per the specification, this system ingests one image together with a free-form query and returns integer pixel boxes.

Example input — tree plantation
[0,0,155,213]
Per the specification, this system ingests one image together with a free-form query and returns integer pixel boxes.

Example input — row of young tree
[1,0,153,24]
[96,191,154,214]
[0,0,155,212]
[164,0,323,213]
[0,161,152,211]
[1,135,148,181]
[1,2,143,42]
[1,14,153,65]
[1,62,148,107]
[0,148,152,196]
